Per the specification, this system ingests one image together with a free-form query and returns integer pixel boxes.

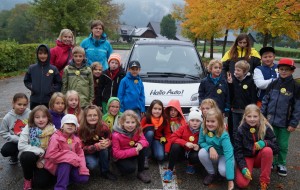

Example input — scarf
[109,68,120,80]
[151,116,163,130]
[209,74,221,85]
[189,126,200,134]
[29,124,55,150]
[169,117,181,132]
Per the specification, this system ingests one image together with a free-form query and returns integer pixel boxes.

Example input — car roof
[134,39,194,46]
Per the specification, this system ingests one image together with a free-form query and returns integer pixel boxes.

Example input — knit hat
[61,114,79,129]
[259,47,275,56]
[188,107,203,122]
[108,53,121,66]
[278,58,296,70]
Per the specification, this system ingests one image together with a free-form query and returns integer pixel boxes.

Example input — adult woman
[221,33,261,76]
[50,29,74,77]
[80,20,113,70]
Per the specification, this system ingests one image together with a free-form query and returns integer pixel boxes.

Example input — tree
[32,0,124,37]
[0,10,11,40]
[160,14,177,39]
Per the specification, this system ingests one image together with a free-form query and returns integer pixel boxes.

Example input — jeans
[85,149,109,173]
[115,148,146,174]
[144,130,164,161]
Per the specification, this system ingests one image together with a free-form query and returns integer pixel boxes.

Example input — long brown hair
[78,105,103,142]
[28,105,52,127]
[229,33,252,61]
[203,108,224,137]
[145,99,167,126]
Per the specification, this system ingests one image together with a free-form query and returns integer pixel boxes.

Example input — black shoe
[137,170,151,183]
[203,174,216,186]
[101,171,117,181]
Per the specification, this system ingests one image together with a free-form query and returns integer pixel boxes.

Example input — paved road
[0,50,299,190]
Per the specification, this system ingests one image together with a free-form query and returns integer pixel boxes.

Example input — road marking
[160,162,179,190]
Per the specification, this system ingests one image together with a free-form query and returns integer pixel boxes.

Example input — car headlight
[190,93,198,101]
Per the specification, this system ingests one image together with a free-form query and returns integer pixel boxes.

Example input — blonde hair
[240,104,272,140]
[200,98,218,110]
[57,29,74,45]
[235,60,250,74]
[65,90,82,117]
[72,46,85,55]
[203,108,224,137]
[49,92,66,111]
[119,110,142,135]
[207,59,222,73]
[91,62,102,71]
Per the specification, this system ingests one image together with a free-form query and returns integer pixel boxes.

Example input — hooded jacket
[170,123,199,151]
[96,67,126,106]
[24,44,62,104]
[102,97,122,131]
[62,59,94,108]
[50,40,73,77]
[222,47,261,76]
[80,33,113,69]
[44,130,89,176]
[117,72,145,113]
[112,120,149,160]
[0,108,31,143]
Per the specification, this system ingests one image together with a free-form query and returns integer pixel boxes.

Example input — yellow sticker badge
[48,69,53,74]
[75,70,80,76]
[280,88,286,94]
[208,132,214,138]
[129,141,135,147]
[67,138,72,144]
[189,136,195,142]
[93,135,99,141]
[217,89,222,94]
[160,137,166,144]
[134,79,138,84]
[243,85,248,90]
[250,128,256,134]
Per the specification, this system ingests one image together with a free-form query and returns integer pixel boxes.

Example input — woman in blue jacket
[80,20,113,70]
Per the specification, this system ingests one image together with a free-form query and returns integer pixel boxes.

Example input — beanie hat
[108,53,121,66]
[278,58,296,70]
[188,107,203,122]
[61,114,79,129]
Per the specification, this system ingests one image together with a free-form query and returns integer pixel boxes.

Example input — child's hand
[228,180,234,190]
[209,147,218,160]
[287,126,296,132]
[36,160,44,169]
[193,144,200,151]
[254,140,265,150]
[135,143,143,152]
[99,138,110,149]
[242,167,252,180]
[227,72,232,83]
[185,142,194,149]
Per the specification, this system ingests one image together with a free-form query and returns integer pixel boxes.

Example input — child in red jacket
[163,107,202,183]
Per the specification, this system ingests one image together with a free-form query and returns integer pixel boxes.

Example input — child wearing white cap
[163,107,202,183]
[44,114,89,189]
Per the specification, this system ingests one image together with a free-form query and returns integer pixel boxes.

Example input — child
[78,105,116,180]
[235,104,279,190]
[227,60,257,140]
[18,105,56,190]
[222,33,261,76]
[141,100,171,168]
[253,47,278,107]
[164,99,186,153]
[198,108,234,189]
[49,92,66,129]
[24,44,62,110]
[65,90,83,123]
[163,108,202,183]
[91,62,103,105]
[198,59,230,115]
[0,93,30,165]
[62,46,94,108]
[118,60,145,117]
[44,114,89,189]
[261,58,300,177]
[102,97,122,131]
[199,98,218,120]
[112,110,151,183]
[96,53,125,114]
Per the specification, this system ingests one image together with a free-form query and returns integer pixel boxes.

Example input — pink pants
[235,147,273,188]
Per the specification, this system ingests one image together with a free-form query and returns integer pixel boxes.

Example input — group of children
[0,36,299,190]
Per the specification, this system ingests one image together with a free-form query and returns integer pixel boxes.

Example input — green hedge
[275,50,300,59]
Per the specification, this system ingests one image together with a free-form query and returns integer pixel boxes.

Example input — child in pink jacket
[112,110,150,183]
[44,114,89,190]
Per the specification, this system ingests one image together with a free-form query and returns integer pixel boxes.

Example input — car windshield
[129,44,204,76]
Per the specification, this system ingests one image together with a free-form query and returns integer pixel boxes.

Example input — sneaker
[258,182,268,190]
[137,170,151,183]
[23,179,32,190]
[277,165,287,177]
[203,174,216,186]
[144,158,149,170]
[186,165,195,174]
[9,156,18,165]
[101,171,117,181]
[163,170,173,183]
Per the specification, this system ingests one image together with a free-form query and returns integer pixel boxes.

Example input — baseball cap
[278,58,296,70]
[128,60,141,68]
[259,47,275,56]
